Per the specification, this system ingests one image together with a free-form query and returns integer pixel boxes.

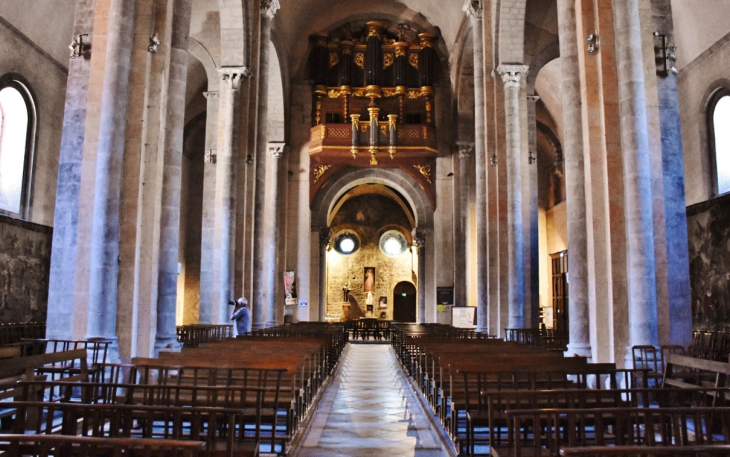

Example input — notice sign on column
[437,287,454,305]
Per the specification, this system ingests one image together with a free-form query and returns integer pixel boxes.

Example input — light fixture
[246,154,254,164]
[489,153,497,167]
[586,34,598,54]
[69,34,89,59]
[654,31,678,76]
[148,33,161,53]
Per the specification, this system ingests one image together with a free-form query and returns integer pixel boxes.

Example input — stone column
[215,68,246,324]
[464,0,488,332]
[413,230,427,324]
[613,0,659,350]
[47,0,97,340]
[496,64,528,329]
[557,0,591,357]
[456,142,474,311]
[199,91,219,324]
[265,143,285,327]
[86,0,136,351]
[526,95,540,328]
[318,228,331,321]
[251,0,279,329]
[154,0,192,353]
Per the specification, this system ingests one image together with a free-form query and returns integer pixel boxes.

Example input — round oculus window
[333,232,360,255]
[379,230,407,257]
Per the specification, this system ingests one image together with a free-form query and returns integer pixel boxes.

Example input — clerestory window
[710,91,730,195]
[0,76,35,218]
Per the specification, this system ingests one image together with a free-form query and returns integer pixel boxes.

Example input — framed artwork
[364,267,375,293]
[379,296,387,308]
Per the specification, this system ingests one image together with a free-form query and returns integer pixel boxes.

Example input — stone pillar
[496,64,528,329]
[251,0,280,329]
[47,0,97,340]
[557,0,591,357]
[526,95,540,328]
[199,91,219,324]
[464,0,488,332]
[154,0,192,353]
[613,0,659,350]
[413,230,427,324]
[215,68,246,324]
[318,228,331,321]
[456,142,474,311]
[86,0,136,351]
[265,143,285,327]
[652,0,691,348]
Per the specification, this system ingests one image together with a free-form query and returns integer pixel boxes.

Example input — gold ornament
[313,165,332,184]
[414,164,432,184]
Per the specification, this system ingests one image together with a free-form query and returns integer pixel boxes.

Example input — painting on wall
[364,267,375,293]
[379,296,387,309]
[687,195,730,330]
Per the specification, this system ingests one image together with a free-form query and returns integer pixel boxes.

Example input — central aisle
[294,344,445,457]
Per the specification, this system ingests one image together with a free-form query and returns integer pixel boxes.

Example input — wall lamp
[586,34,599,54]
[69,34,89,59]
[654,31,678,75]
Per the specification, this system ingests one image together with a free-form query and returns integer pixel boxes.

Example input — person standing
[230,297,251,335]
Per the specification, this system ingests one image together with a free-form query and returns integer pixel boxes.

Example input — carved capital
[319,228,332,248]
[261,0,280,18]
[203,91,219,100]
[411,229,425,249]
[268,142,286,159]
[218,67,252,91]
[455,141,475,159]
[496,64,529,89]
[463,0,483,19]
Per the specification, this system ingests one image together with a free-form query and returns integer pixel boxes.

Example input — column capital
[463,0,483,19]
[527,95,540,104]
[268,142,286,159]
[218,67,252,90]
[411,228,426,248]
[261,0,280,18]
[203,91,219,99]
[455,141,475,159]
[319,227,332,248]
[496,64,529,89]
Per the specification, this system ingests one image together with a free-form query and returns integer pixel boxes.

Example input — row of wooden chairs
[0,322,346,456]
[0,322,45,346]
[504,328,570,351]
[175,324,233,348]
[392,325,730,456]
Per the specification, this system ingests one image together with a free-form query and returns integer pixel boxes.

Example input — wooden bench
[0,434,204,457]
[560,444,730,456]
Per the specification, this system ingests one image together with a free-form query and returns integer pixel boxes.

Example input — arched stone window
[710,89,730,195]
[0,75,35,217]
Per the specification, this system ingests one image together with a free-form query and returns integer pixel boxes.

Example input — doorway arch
[393,282,417,322]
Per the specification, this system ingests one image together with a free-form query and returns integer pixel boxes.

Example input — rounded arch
[189,38,219,91]
[0,72,37,219]
[698,78,730,198]
[311,168,434,229]
[526,40,559,95]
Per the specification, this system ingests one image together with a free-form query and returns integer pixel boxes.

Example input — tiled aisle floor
[295,344,445,457]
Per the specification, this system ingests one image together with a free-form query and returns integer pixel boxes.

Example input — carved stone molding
[261,0,280,18]
[496,64,529,89]
[218,67,252,91]
[455,141,475,159]
[411,228,425,248]
[463,0,483,19]
[268,142,286,159]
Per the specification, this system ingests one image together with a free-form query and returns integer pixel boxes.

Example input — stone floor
[294,343,446,457]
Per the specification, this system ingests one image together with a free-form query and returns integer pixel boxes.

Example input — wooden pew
[493,406,730,457]
[0,434,204,457]
[560,444,730,456]
[7,401,258,457]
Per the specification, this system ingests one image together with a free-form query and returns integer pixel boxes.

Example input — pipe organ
[308,21,439,204]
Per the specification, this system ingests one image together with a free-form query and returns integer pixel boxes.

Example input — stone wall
[0,215,51,323]
[687,194,730,331]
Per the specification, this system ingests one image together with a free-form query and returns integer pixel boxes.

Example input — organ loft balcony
[307,22,439,204]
